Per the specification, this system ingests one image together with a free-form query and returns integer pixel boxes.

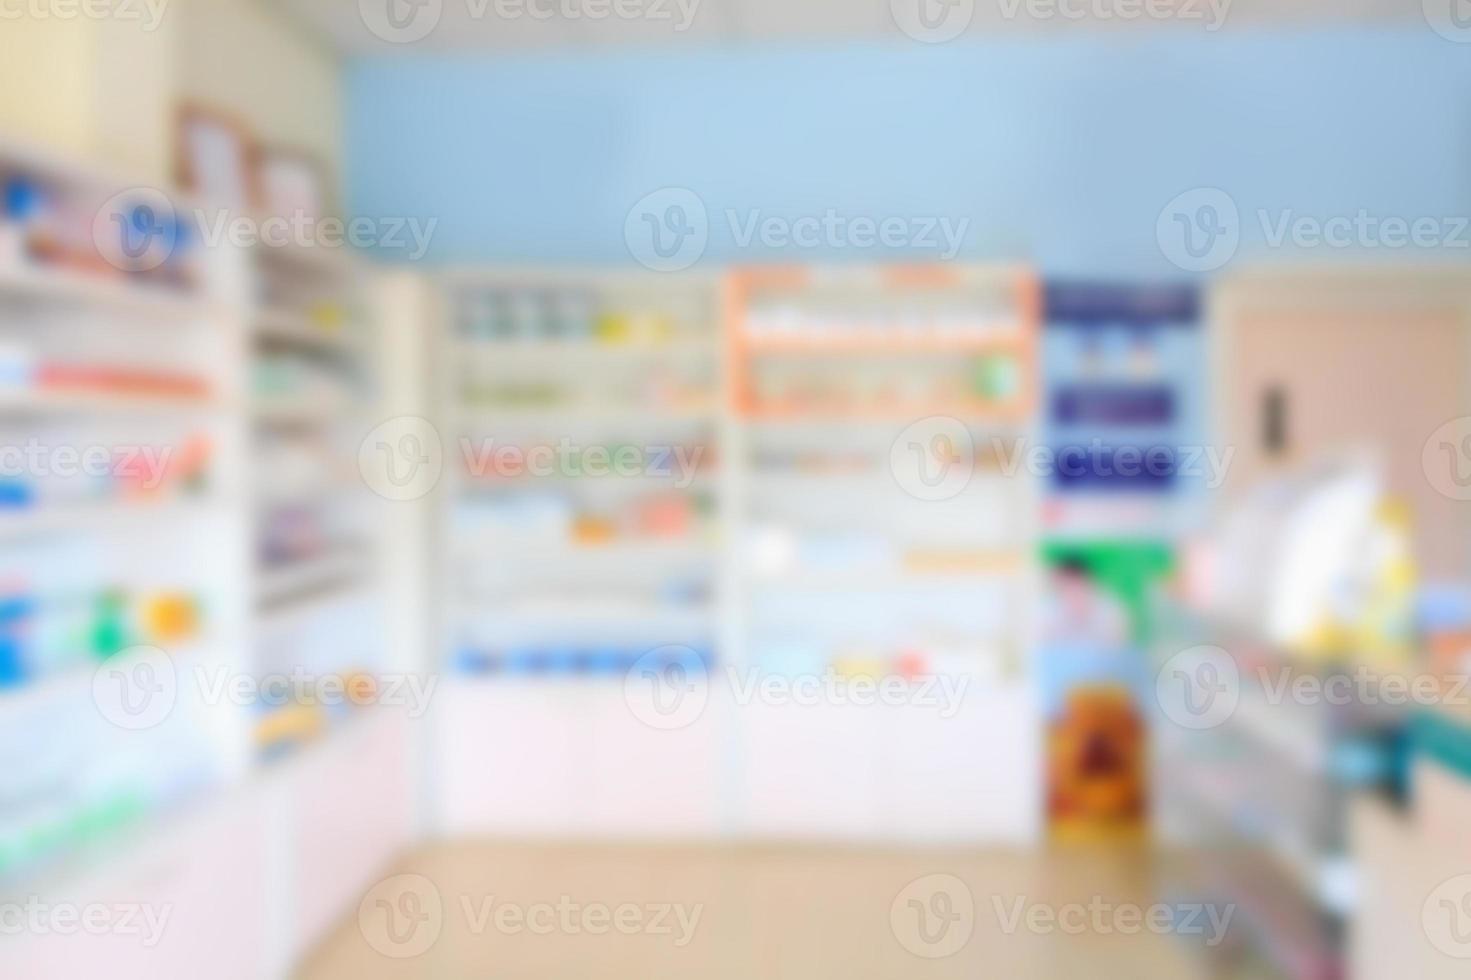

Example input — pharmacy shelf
[252,237,359,278]
[255,477,361,508]
[456,338,716,361]
[0,498,228,540]
[740,332,1029,354]
[740,400,1031,423]
[727,264,1038,422]
[438,269,724,683]
[454,601,712,632]
[245,241,391,780]
[257,548,370,608]
[721,264,1043,841]
[255,307,356,353]
[0,262,217,321]
[747,563,1025,591]
[450,539,713,559]
[0,138,256,896]
[0,388,226,415]
[254,584,371,633]
[0,639,216,725]
[0,140,416,980]
[432,264,1044,844]
[251,274,378,623]
[252,395,355,425]
[452,405,717,427]
[458,471,716,491]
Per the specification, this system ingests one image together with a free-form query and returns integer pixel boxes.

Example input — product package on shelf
[441,271,723,682]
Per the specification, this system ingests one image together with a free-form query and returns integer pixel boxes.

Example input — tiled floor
[298,842,1217,979]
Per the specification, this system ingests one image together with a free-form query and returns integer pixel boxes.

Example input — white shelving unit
[246,233,389,770]
[432,268,726,836]
[724,264,1042,843]
[437,268,722,668]
[431,264,1043,843]
[0,140,413,980]
[242,237,420,972]
[0,139,254,889]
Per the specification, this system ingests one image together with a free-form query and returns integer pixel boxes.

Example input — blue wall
[346,30,1471,275]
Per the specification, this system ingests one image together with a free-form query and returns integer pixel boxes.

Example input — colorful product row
[458,441,716,482]
[748,353,1020,411]
[0,434,212,509]
[459,373,714,413]
[0,588,203,688]
[253,671,380,762]
[0,361,213,401]
[1,176,201,291]
[456,289,700,345]
[460,490,716,546]
[454,643,713,677]
[0,788,149,881]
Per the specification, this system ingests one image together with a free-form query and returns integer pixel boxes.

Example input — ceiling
[272,0,1424,55]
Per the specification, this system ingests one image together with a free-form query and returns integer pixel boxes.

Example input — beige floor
[296,841,1229,979]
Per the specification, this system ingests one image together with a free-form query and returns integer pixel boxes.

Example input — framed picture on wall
[255,147,329,225]
[176,104,257,211]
